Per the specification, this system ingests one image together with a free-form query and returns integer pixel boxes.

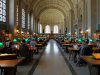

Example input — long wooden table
[13,45,37,61]
[81,56,100,75]
[0,57,25,75]
[68,47,79,62]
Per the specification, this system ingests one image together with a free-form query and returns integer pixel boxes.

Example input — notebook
[73,45,78,49]
[92,53,100,60]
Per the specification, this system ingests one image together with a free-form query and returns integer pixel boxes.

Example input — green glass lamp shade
[75,39,78,40]
[0,42,4,47]
[78,39,82,42]
[7,38,10,41]
[13,39,17,42]
[25,39,28,42]
[89,39,93,42]
[28,37,30,39]
[84,38,86,39]
[69,37,72,40]
[23,38,25,40]
[32,38,35,40]
[95,38,98,40]
[66,37,69,38]
[18,38,20,40]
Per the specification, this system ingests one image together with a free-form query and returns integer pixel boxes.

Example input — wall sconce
[17,30,19,33]
[80,31,82,33]
[34,33,35,34]
[86,29,88,32]
[22,31,24,34]
[75,32,77,34]
[28,32,29,34]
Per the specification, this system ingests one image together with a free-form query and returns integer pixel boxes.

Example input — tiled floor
[33,39,72,75]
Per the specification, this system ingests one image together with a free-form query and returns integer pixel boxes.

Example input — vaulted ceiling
[23,0,80,24]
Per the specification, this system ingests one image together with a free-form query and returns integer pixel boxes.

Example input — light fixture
[0,42,4,47]
[22,31,24,34]
[34,33,35,34]
[86,29,88,32]
[18,38,20,40]
[7,38,10,41]
[69,33,70,34]
[75,32,77,34]
[80,31,82,33]
[17,30,19,32]
[13,39,17,42]
[28,32,29,34]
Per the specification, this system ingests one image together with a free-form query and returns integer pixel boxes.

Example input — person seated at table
[86,38,89,44]
[61,39,64,42]
[6,42,13,54]
[30,39,36,47]
[19,40,29,56]
[96,40,100,48]
[39,39,44,42]
[76,40,92,66]
[70,39,75,44]
[65,38,69,43]
[1,42,13,53]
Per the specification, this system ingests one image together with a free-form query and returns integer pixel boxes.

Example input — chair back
[20,45,29,56]
[6,48,12,54]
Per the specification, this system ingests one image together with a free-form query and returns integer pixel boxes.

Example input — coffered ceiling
[23,0,80,24]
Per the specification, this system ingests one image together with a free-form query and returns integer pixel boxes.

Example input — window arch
[45,25,50,33]
[40,24,42,33]
[0,0,6,22]
[54,25,58,33]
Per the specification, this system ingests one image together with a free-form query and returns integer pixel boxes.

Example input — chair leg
[1,69,3,75]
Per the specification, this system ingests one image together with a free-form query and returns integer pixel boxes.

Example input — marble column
[30,10,34,36]
[25,5,28,37]
[82,0,86,39]
[87,0,96,38]
[18,0,22,38]
[8,0,17,40]
[69,9,74,36]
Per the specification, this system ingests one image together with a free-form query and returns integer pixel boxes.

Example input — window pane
[3,3,5,9]
[0,15,2,21]
[3,9,5,15]
[45,25,50,33]
[22,9,25,28]
[0,1,2,7]
[0,0,6,22]
[54,25,58,33]
[0,8,2,14]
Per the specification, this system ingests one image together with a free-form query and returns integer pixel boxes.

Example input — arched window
[0,0,6,22]
[17,5,18,26]
[40,24,42,33]
[45,25,50,33]
[28,14,30,30]
[54,25,58,33]
[22,9,25,29]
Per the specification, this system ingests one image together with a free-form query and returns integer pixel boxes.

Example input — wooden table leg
[88,64,98,75]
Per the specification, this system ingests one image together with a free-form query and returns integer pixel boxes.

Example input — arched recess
[39,9,64,24]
